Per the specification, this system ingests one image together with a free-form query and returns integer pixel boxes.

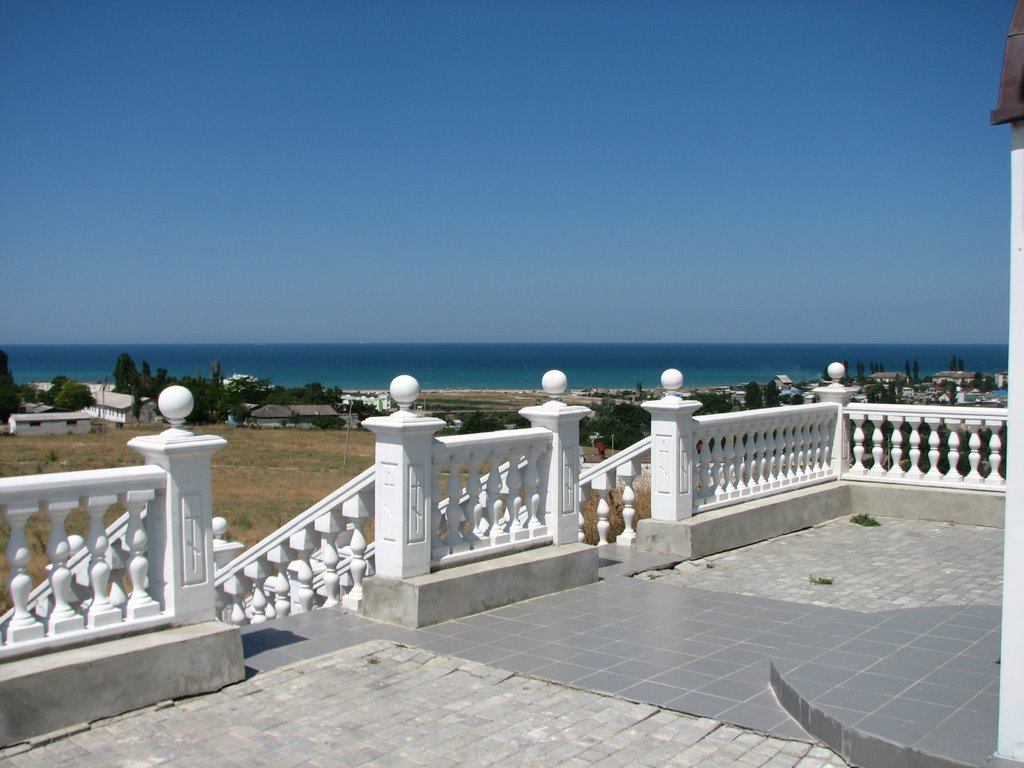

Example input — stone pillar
[520,370,592,545]
[642,369,702,521]
[362,375,445,579]
[127,386,226,626]
[811,362,859,479]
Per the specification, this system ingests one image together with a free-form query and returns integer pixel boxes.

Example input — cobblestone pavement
[641,517,1003,612]
[2,640,845,768]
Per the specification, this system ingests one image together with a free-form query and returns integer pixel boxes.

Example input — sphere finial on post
[541,370,568,404]
[158,385,194,433]
[661,368,684,399]
[389,374,421,417]
[827,361,846,387]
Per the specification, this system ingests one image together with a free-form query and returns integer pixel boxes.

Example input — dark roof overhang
[993,0,1024,124]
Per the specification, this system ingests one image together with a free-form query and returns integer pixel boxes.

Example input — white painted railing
[693,403,838,511]
[213,467,376,624]
[432,428,554,567]
[845,403,1007,490]
[0,465,169,659]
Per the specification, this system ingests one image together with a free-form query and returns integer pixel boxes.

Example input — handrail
[0,465,167,506]
[579,435,652,485]
[214,465,375,588]
[846,402,1008,421]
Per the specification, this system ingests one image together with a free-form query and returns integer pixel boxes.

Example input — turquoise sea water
[1,343,1008,391]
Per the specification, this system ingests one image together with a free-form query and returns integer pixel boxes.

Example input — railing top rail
[214,465,375,587]
[433,427,552,454]
[694,402,837,429]
[0,465,167,508]
[580,435,652,484]
[845,402,1008,421]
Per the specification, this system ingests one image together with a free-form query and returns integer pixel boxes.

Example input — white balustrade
[692,403,838,512]
[0,465,169,658]
[845,404,1007,489]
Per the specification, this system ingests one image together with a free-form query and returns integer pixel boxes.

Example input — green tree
[113,353,138,393]
[763,380,780,408]
[41,375,69,405]
[744,381,763,410]
[690,391,734,414]
[0,348,20,421]
[53,380,95,411]
[912,360,920,381]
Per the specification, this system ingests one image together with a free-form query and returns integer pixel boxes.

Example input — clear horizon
[1,2,1016,345]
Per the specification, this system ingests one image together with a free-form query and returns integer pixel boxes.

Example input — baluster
[343,517,368,610]
[220,573,249,626]
[906,418,924,479]
[124,490,161,621]
[316,510,343,608]
[945,426,961,482]
[924,419,943,480]
[4,504,46,643]
[83,494,122,628]
[465,454,485,535]
[289,527,318,614]
[818,417,832,472]
[786,424,799,478]
[45,500,85,634]
[888,418,904,479]
[616,459,640,545]
[485,449,507,541]
[506,452,525,538]
[695,435,712,502]
[986,425,1004,485]
[592,471,613,545]
[709,433,724,497]
[447,459,467,549]
[267,544,292,619]
[756,428,770,485]
[965,423,983,483]
[107,534,129,612]
[244,559,273,623]
[851,417,867,473]
[764,428,778,484]
[524,446,542,531]
[869,419,886,476]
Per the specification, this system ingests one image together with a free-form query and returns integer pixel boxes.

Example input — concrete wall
[0,622,244,747]
[363,543,598,628]
[635,481,1004,561]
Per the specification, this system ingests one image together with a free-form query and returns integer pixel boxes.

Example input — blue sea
[0,343,1008,391]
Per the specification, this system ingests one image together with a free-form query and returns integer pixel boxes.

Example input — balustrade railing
[0,465,169,659]
[845,403,1007,489]
[693,403,838,511]
[432,428,554,567]
[213,467,376,625]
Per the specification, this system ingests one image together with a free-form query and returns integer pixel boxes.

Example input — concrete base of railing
[635,481,1005,560]
[362,544,598,628]
[0,621,244,747]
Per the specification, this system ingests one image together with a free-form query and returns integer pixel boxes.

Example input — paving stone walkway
[2,640,844,768]
[640,516,1004,611]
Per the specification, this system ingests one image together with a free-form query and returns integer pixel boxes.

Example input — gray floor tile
[665,690,738,719]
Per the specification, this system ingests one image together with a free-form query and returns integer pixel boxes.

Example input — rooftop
[4,516,1001,768]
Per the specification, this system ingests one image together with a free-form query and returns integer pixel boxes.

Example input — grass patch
[809,574,834,586]
[850,513,880,527]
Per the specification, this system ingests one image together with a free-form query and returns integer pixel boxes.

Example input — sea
[1,343,1009,392]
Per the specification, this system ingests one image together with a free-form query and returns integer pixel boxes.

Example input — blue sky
[0,1,1016,344]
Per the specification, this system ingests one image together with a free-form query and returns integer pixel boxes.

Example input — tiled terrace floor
[5,517,1004,768]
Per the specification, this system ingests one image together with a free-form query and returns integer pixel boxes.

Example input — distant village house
[8,411,92,436]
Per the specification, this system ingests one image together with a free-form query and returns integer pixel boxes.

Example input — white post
[362,375,445,579]
[520,370,592,545]
[642,369,702,521]
[995,122,1024,762]
[811,362,858,479]
[127,386,226,625]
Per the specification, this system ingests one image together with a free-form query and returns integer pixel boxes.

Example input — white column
[996,122,1024,762]
[519,370,592,545]
[362,375,445,579]
[812,362,858,479]
[127,386,226,625]
[642,369,702,521]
